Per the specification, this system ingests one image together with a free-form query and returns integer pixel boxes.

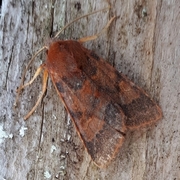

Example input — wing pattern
[46,40,162,167]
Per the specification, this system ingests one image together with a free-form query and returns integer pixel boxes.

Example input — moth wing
[46,40,162,167]
[50,73,126,167]
[81,49,162,129]
[46,40,128,167]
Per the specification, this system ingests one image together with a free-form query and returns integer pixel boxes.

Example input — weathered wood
[0,0,179,179]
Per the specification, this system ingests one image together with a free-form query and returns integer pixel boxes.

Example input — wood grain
[0,0,179,179]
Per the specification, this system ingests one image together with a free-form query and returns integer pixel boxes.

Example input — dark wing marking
[51,73,126,167]
[47,40,162,167]
[80,47,162,129]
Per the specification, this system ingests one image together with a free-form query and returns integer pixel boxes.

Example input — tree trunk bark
[0,0,179,180]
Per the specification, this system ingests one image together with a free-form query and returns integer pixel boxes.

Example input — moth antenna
[78,16,116,43]
[54,6,110,39]
[14,46,48,107]
[16,6,111,107]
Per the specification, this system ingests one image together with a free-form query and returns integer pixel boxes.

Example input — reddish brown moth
[16,7,162,168]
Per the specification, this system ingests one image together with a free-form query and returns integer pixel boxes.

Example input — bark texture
[0,0,179,179]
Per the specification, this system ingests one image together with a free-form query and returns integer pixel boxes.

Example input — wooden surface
[0,0,179,179]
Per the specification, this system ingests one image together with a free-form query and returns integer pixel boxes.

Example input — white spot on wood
[0,124,13,144]
[52,114,57,120]
[67,134,71,141]
[55,173,59,178]
[19,126,28,137]
[60,166,65,170]
[63,133,66,139]
[60,154,66,159]
[67,114,71,125]
[8,133,13,139]
[51,145,57,153]
[60,138,65,142]
[142,7,147,17]
[44,171,51,179]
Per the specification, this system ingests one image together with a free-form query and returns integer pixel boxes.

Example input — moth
[16,8,162,168]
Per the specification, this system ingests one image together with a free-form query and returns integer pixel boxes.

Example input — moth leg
[24,69,48,120]
[14,47,48,108]
[78,16,116,43]
[19,64,45,91]
[14,64,44,108]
